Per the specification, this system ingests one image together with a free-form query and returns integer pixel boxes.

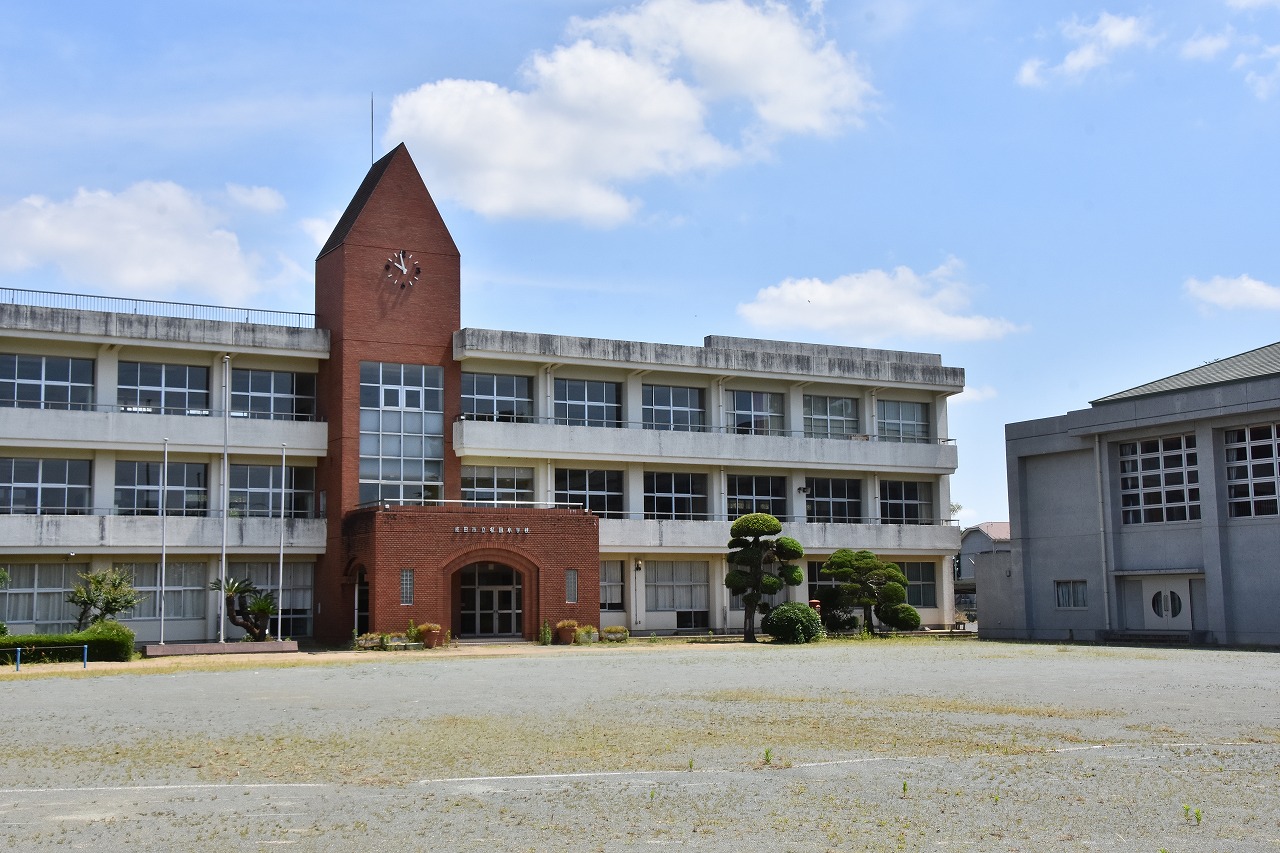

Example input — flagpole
[219,355,230,642]
[277,442,286,641]
[159,437,169,645]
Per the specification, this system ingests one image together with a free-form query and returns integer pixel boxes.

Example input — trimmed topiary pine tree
[820,549,920,635]
[724,513,805,643]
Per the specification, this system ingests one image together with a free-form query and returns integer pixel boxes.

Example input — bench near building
[995,343,1280,647]
[0,144,964,645]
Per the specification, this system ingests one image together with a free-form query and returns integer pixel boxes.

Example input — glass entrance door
[460,562,523,637]
[1141,577,1192,631]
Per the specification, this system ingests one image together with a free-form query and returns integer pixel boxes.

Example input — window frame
[461,372,534,423]
[728,390,785,436]
[878,480,934,525]
[1118,434,1201,525]
[117,361,210,416]
[461,465,535,507]
[358,361,445,506]
[643,471,709,520]
[803,394,859,438]
[1054,579,1088,610]
[876,399,930,443]
[230,368,317,421]
[0,457,92,516]
[642,384,706,432]
[555,468,624,518]
[804,477,863,523]
[0,353,94,411]
[725,474,788,519]
[1224,424,1279,519]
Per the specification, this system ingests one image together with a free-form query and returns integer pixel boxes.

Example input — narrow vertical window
[400,569,414,606]
[565,569,579,604]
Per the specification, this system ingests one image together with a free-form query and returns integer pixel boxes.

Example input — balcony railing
[0,286,315,328]
[456,413,955,444]
[357,498,959,525]
[0,507,318,519]
[0,399,324,422]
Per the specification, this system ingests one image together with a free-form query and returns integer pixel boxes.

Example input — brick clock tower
[312,144,599,645]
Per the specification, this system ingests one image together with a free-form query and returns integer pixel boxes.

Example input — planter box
[143,640,299,658]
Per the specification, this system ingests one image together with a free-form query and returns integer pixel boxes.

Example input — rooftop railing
[0,286,315,329]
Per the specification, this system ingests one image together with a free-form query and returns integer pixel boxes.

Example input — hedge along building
[0,144,965,645]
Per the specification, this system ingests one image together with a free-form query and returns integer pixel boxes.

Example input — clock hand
[394,253,408,274]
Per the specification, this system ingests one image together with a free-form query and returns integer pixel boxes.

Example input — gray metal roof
[1092,340,1280,404]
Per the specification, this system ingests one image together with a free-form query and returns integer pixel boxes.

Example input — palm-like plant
[210,577,278,641]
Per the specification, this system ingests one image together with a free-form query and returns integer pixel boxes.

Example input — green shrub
[0,620,135,664]
[538,619,553,645]
[601,626,629,643]
[574,624,598,644]
[876,603,922,631]
[761,601,823,644]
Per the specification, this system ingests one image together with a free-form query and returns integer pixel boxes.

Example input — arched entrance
[459,562,523,637]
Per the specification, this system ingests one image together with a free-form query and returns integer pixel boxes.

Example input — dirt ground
[2,638,1278,851]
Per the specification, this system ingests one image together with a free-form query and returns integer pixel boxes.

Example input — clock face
[384,250,421,288]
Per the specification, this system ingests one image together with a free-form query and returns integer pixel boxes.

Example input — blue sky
[3,0,1280,526]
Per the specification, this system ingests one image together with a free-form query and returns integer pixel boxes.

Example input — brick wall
[345,504,601,640]
[312,145,465,644]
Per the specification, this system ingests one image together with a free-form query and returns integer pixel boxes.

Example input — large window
[879,480,933,525]
[1055,580,1087,609]
[228,465,316,518]
[462,373,533,422]
[805,477,862,523]
[114,461,208,516]
[0,457,91,515]
[400,569,415,606]
[600,560,625,611]
[726,474,787,518]
[0,354,93,411]
[902,562,937,608]
[120,561,206,620]
[0,562,83,633]
[359,362,444,506]
[233,561,315,638]
[643,385,706,431]
[1225,424,1279,518]
[643,472,708,520]
[462,466,534,506]
[644,560,709,629]
[1118,435,1200,524]
[231,369,316,421]
[877,400,930,443]
[554,378,621,427]
[555,468,623,518]
[804,395,859,438]
[117,362,210,415]
[729,390,784,436]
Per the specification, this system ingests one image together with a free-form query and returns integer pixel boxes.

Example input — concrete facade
[998,347,1280,647]
[0,144,965,644]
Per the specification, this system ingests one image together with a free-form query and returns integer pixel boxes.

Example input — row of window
[0,353,317,420]
[1119,423,1280,524]
[0,561,314,635]
[458,465,936,523]
[462,372,931,440]
[0,458,315,517]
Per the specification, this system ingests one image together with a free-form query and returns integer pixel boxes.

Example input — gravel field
[2,638,1278,852]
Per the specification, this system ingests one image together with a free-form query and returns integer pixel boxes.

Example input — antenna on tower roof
[370,93,375,165]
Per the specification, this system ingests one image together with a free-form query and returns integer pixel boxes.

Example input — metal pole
[159,438,168,645]
[277,443,286,641]
[219,354,230,642]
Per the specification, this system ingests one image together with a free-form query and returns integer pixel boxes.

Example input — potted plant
[574,624,599,644]
[602,626,629,643]
[554,619,578,645]
[419,622,443,648]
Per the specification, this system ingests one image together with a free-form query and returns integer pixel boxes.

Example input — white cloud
[951,385,998,405]
[1234,44,1280,98]
[386,0,873,225]
[1181,29,1234,61]
[226,183,286,213]
[1227,0,1280,8]
[301,212,341,248]
[736,258,1023,343]
[0,182,261,304]
[1017,12,1158,87]
[1185,274,1280,309]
